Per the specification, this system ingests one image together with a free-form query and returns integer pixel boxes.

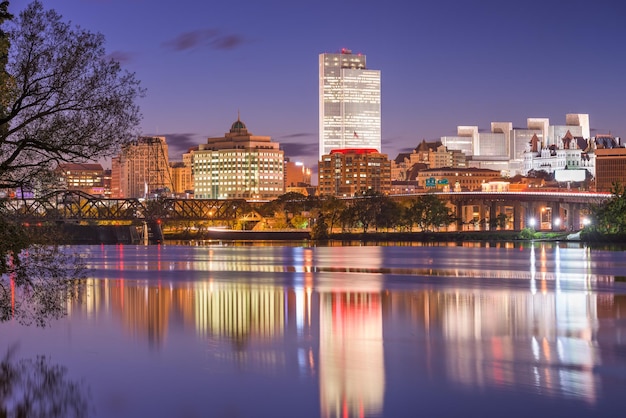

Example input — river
[2,242,626,417]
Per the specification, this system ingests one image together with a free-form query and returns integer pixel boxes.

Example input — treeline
[253,190,484,240]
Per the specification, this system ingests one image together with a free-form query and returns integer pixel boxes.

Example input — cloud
[212,35,244,50]
[396,146,415,154]
[277,132,313,139]
[163,29,245,52]
[281,141,318,158]
[146,133,202,159]
[106,50,135,64]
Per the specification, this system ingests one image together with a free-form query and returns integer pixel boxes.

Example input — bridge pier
[478,202,487,231]
[513,202,522,231]
[564,203,581,230]
[551,202,562,231]
[455,202,463,231]
[489,201,497,229]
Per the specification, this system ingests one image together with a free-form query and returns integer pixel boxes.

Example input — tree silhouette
[0,1,143,191]
[0,345,92,417]
[1,1,140,325]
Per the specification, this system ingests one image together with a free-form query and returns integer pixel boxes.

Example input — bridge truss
[0,190,261,223]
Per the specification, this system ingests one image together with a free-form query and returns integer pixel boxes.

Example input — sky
[9,0,626,174]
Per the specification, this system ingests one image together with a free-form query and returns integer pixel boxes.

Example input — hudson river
[3,242,626,417]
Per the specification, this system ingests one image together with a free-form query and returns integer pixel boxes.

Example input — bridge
[401,190,610,231]
[0,190,263,223]
[0,189,612,232]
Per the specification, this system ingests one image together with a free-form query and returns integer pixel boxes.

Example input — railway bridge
[0,190,262,223]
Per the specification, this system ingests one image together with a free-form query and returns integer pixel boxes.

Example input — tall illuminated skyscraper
[319,49,381,160]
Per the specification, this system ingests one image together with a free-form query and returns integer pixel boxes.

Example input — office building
[169,161,193,197]
[55,163,105,196]
[319,49,381,160]
[318,148,391,197]
[417,167,502,191]
[594,147,626,192]
[441,128,474,157]
[111,136,173,198]
[284,159,312,188]
[429,145,467,169]
[192,118,284,200]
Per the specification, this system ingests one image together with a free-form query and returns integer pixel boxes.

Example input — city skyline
[10,0,626,172]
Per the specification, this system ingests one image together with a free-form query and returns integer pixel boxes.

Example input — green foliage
[406,193,455,232]
[491,213,508,230]
[375,198,402,232]
[349,190,388,233]
[587,182,626,235]
[290,214,308,229]
[316,195,346,232]
[310,215,329,240]
[518,227,537,240]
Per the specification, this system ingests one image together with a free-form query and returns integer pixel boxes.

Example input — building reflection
[319,290,385,418]
[385,244,622,405]
[194,281,285,349]
[69,244,626,414]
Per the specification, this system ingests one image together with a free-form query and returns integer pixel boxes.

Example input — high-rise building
[319,49,381,160]
[111,136,173,198]
[192,118,284,200]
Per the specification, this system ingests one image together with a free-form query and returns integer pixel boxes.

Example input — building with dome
[192,118,284,199]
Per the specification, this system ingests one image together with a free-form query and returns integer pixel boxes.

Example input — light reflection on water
[4,243,626,417]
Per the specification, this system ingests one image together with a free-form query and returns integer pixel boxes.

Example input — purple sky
[11,0,626,173]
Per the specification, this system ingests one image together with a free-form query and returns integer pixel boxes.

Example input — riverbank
[48,223,613,245]
[164,229,573,243]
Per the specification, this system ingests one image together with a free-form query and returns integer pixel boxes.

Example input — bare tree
[0,1,142,325]
[0,0,144,190]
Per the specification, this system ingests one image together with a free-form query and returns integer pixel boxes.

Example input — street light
[528,217,536,228]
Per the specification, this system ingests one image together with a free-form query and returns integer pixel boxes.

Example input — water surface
[2,243,626,417]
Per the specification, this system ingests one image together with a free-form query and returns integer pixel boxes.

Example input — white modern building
[319,49,381,160]
[440,114,593,177]
[192,118,284,200]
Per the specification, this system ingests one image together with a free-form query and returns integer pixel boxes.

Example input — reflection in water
[62,244,626,416]
[319,291,385,418]
[432,289,599,403]
[0,346,92,417]
[194,282,285,349]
